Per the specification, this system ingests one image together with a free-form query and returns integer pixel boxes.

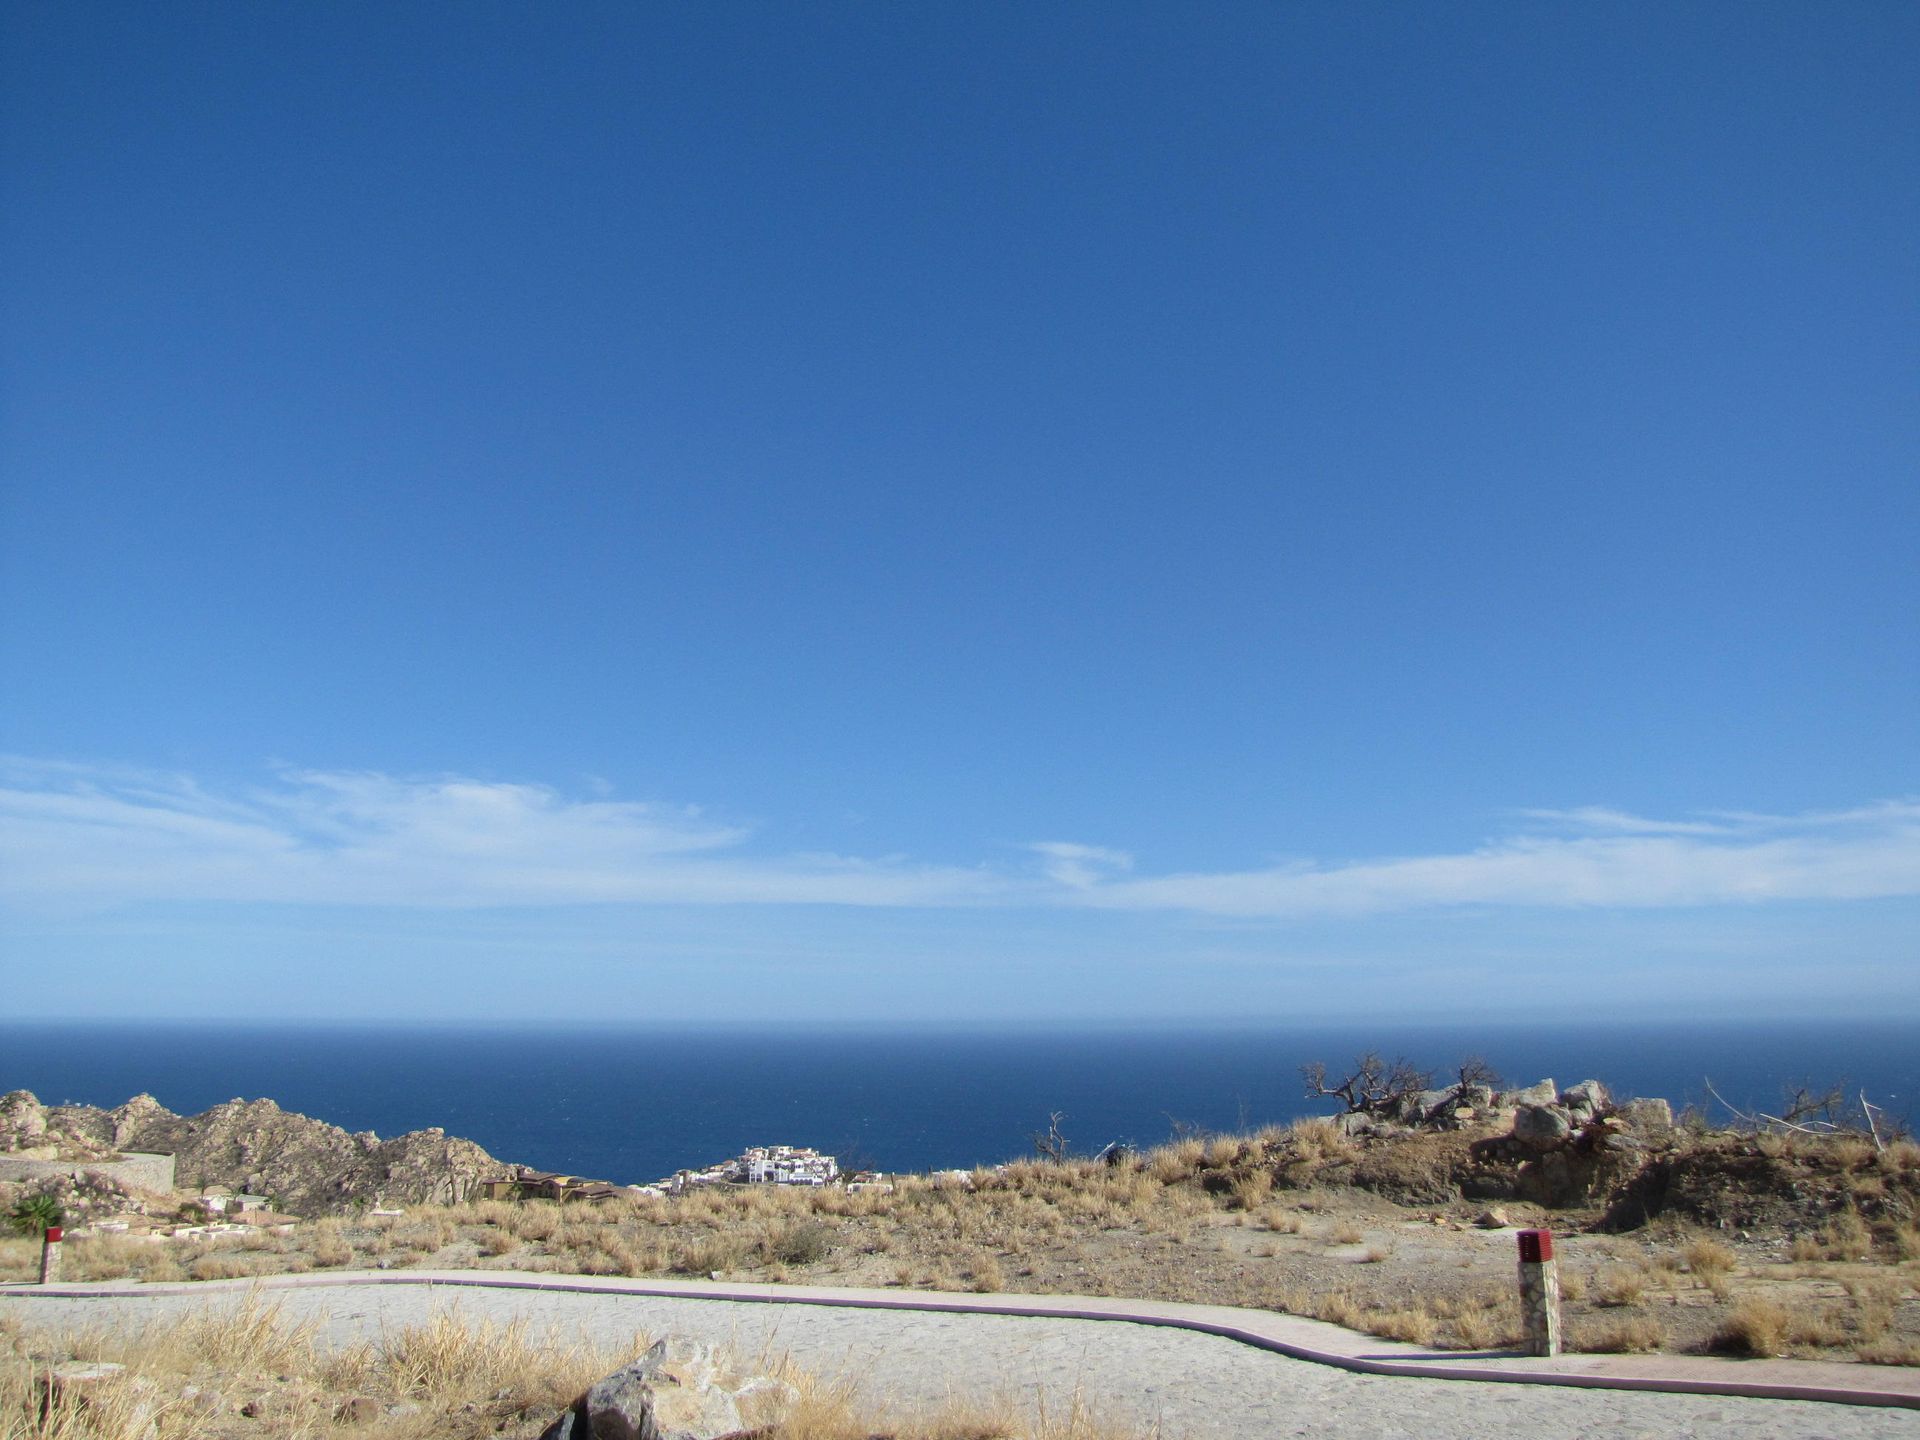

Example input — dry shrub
[1323,1221,1365,1246]
[1227,1171,1272,1212]
[74,1292,321,1376]
[672,1233,748,1276]
[477,1228,517,1257]
[1593,1266,1646,1308]
[1366,1307,1438,1346]
[1257,1207,1302,1234]
[1782,1304,1854,1349]
[1858,1337,1920,1366]
[1825,1136,1876,1170]
[187,1252,283,1282]
[1574,1316,1668,1353]
[1794,1208,1875,1262]
[508,1205,559,1242]
[307,1220,353,1268]
[1446,1304,1514,1351]
[1314,1291,1365,1331]
[1826,1208,1874,1260]
[1683,1237,1737,1285]
[1202,1136,1245,1169]
[1711,1298,1789,1357]
[331,1309,632,1416]
[66,1237,151,1283]
[1289,1118,1350,1161]
[768,1220,835,1267]
[966,1252,1005,1293]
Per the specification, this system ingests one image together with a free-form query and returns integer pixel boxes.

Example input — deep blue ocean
[1,1021,1912,1187]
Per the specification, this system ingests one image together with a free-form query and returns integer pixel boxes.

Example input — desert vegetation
[0,1295,1143,1440]
[7,1111,1916,1368]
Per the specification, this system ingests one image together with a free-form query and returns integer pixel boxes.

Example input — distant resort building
[666,1145,840,1194]
[476,1165,621,1204]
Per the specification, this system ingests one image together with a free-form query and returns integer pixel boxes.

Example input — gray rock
[540,1343,664,1440]
[1500,1079,1557,1108]
[1512,1104,1573,1149]
[1616,1097,1673,1133]
[1406,1088,1453,1122]
[1560,1080,1609,1112]
[540,1337,788,1440]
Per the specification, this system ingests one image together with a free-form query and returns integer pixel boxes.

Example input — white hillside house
[666,1144,840,1193]
[741,1145,838,1186]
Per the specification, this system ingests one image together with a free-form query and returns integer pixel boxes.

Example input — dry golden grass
[1,1297,1157,1440]
[1826,1137,1877,1171]
[1795,1209,1875,1263]
[1363,1307,1438,1346]
[1710,1297,1790,1357]
[1572,1315,1668,1353]
[1682,1237,1737,1285]
[1287,1117,1349,1160]
[1857,1337,1920,1366]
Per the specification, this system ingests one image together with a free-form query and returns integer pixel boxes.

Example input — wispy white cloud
[1026,841,1133,889]
[0,758,1005,911]
[1072,803,1920,916]
[1,757,1916,919]
[1516,805,1735,836]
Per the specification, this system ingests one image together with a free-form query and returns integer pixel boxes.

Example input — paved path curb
[6,1271,1916,1411]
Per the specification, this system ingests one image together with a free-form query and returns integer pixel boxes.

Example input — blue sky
[2,3,1915,1024]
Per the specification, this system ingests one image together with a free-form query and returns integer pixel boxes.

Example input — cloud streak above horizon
[2,757,1916,920]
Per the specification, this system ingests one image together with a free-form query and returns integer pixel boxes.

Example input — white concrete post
[1517,1228,1561,1356]
[39,1226,63,1284]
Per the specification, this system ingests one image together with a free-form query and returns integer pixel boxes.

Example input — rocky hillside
[1,1089,511,1217]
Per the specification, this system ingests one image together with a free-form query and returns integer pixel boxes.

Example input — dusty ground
[6,1122,1917,1367]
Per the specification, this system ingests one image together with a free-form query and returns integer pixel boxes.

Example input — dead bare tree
[1301,1052,1434,1116]
[1031,1111,1071,1163]
[1454,1055,1502,1092]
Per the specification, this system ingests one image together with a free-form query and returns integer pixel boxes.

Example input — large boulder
[1560,1080,1610,1117]
[1500,1079,1557,1109]
[1512,1104,1574,1150]
[538,1338,794,1440]
[1616,1097,1673,1135]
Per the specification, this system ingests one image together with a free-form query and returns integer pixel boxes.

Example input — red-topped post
[1516,1228,1560,1356]
[39,1226,63,1284]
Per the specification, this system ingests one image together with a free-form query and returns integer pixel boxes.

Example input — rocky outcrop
[7,1090,512,1217]
[1467,1080,1671,1207]
[538,1338,794,1440]
[0,1090,49,1150]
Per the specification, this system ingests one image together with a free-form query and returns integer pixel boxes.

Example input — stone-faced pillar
[1517,1228,1561,1356]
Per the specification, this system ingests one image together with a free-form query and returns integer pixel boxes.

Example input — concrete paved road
[3,1281,1914,1440]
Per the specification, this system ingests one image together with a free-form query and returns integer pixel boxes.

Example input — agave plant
[7,1192,65,1236]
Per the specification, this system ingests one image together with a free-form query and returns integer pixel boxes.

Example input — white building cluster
[667,1144,839,1193]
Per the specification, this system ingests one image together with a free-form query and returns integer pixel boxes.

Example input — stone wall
[0,1151,176,1194]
